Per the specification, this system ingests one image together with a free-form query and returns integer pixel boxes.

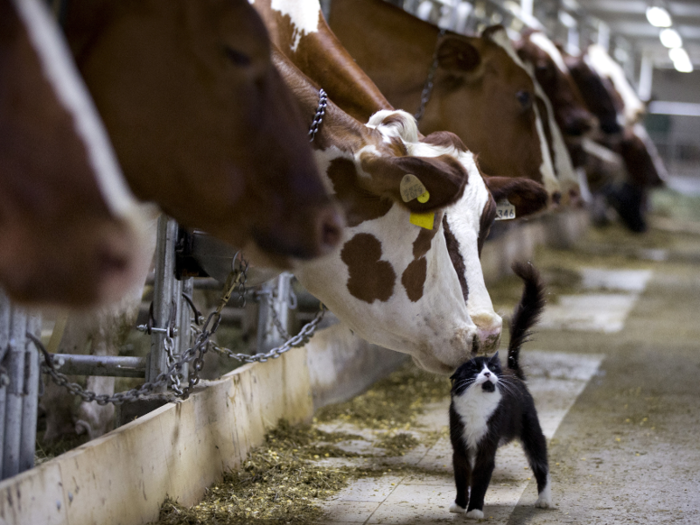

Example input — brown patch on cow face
[401,257,427,302]
[412,216,440,259]
[442,217,468,303]
[327,157,393,227]
[340,233,395,303]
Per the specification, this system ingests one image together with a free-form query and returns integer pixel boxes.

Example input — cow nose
[316,205,344,254]
[472,312,502,353]
[564,110,595,136]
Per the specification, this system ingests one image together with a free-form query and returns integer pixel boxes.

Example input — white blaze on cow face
[523,33,580,201]
[485,28,561,199]
[587,44,645,127]
[268,0,321,51]
[13,0,139,218]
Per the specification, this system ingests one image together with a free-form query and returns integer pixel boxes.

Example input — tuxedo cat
[449,261,551,518]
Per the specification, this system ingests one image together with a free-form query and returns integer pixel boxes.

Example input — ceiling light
[646,6,672,27]
[660,28,682,48]
[669,47,694,73]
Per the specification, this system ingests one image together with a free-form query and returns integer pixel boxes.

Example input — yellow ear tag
[410,212,435,230]
[417,190,430,203]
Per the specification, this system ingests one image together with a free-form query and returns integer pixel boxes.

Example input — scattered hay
[153,421,366,525]
[374,432,421,456]
[315,362,450,429]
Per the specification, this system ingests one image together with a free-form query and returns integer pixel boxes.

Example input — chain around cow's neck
[414,28,447,122]
[308,88,328,142]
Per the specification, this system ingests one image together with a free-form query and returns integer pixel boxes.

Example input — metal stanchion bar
[20,313,41,472]
[178,278,193,381]
[0,291,10,477]
[147,216,179,387]
[3,308,27,479]
[256,273,292,353]
[49,355,146,377]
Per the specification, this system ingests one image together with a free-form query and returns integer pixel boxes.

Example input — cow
[565,48,666,232]
[275,49,549,374]
[0,0,152,307]
[62,0,343,268]
[328,0,561,202]
[516,30,595,139]
[255,0,553,350]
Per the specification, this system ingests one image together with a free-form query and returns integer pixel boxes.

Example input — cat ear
[490,351,500,364]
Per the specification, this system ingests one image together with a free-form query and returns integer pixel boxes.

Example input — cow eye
[224,46,251,67]
[516,90,532,110]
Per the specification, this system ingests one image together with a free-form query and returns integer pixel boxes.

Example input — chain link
[35,257,326,404]
[414,28,447,122]
[308,88,328,142]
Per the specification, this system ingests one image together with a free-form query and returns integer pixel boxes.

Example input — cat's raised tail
[507,261,546,380]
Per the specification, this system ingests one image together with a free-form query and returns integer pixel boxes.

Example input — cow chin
[471,312,503,355]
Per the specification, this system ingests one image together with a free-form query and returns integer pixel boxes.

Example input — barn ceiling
[573,0,700,67]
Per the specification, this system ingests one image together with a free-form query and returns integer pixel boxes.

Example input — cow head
[517,31,595,137]
[419,27,560,196]
[326,0,561,204]
[64,0,342,267]
[0,0,152,307]
[565,53,622,136]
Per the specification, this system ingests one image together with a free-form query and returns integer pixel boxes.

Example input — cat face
[450,353,502,396]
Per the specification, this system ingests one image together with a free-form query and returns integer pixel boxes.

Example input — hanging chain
[414,28,447,122]
[308,88,328,142]
[35,256,326,404]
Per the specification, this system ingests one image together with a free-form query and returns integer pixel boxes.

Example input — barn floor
[154,185,700,525]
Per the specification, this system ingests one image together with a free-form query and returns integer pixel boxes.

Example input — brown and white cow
[328,0,561,201]
[256,0,549,350]
[0,0,152,307]
[63,0,342,267]
[276,51,548,373]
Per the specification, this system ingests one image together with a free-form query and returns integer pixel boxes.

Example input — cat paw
[535,497,552,509]
[466,509,484,519]
[449,502,466,514]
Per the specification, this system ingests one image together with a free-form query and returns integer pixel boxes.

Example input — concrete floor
[312,211,700,524]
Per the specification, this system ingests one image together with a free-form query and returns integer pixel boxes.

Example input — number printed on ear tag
[495,199,516,221]
[400,174,428,203]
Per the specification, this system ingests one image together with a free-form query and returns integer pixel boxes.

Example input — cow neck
[328,0,438,114]
[272,48,369,154]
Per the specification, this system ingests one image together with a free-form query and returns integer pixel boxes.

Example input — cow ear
[483,176,549,218]
[437,36,481,73]
[359,153,468,212]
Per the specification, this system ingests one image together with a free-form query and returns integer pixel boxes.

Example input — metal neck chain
[414,28,447,122]
[308,88,328,142]
[34,261,326,404]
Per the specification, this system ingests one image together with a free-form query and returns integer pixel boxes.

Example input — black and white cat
[448,261,551,519]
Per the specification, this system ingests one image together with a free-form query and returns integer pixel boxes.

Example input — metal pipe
[3,307,27,479]
[147,216,179,388]
[50,354,147,378]
[0,291,11,477]
[178,278,193,381]
[20,313,41,472]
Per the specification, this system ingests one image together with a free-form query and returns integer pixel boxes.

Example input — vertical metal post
[3,306,27,479]
[20,313,41,473]
[177,278,193,381]
[0,291,11,477]
[638,51,654,102]
[256,273,292,353]
[147,216,179,387]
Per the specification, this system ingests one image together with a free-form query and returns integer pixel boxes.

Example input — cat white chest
[453,388,502,451]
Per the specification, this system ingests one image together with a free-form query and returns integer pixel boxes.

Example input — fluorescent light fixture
[646,6,672,27]
[659,28,682,48]
[559,11,577,28]
[669,47,694,73]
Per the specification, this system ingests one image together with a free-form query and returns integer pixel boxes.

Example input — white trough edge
[0,349,314,525]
